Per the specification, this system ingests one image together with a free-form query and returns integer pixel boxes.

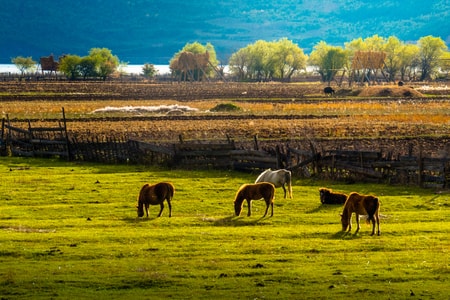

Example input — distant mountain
[1,0,449,64]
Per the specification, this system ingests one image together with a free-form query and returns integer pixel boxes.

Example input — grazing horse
[234,182,275,217]
[137,182,174,218]
[319,188,347,204]
[340,192,380,236]
[255,168,293,199]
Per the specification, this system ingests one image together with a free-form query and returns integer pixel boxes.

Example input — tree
[383,36,403,81]
[398,44,420,81]
[58,55,82,80]
[417,35,448,80]
[345,35,386,53]
[363,35,386,51]
[11,56,36,75]
[440,51,450,79]
[248,40,272,80]
[78,56,97,79]
[228,38,307,81]
[271,38,307,80]
[142,63,157,79]
[309,41,347,84]
[58,48,119,80]
[228,47,252,81]
[88,48,120,80]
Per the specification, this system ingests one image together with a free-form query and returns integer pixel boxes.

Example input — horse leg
[247,199,252,217]
[157,203,164,217]
[167,199,172,217]
[373,213,381,236]
[145,204,149,218]
[262,201,269,217]
[282,184,287,199]
[347,215,353,233]
[354,214,360,234]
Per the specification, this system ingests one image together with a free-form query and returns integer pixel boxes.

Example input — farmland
[1,81,449,157]
[0,81,449,299]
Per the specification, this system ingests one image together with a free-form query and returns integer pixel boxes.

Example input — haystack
[358,86,423,98]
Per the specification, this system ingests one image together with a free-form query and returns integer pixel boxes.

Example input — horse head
[137,202,145,217]
[234,199,243,216]
[340,213,349,231]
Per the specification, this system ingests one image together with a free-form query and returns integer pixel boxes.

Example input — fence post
[418,146,423,187]
[254,135,259,151]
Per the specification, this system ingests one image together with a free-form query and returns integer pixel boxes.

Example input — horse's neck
[342,206,351,218]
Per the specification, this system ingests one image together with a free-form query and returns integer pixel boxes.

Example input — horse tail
[270,183,276,200]
[366,197,380,224]
[168,183,175,199]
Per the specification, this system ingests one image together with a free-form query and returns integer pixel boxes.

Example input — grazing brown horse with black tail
[137,182,174,218]
[340,192,380,236]
[234,182,275,217]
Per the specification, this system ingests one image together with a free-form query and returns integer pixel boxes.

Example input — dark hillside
[1,1,449,64]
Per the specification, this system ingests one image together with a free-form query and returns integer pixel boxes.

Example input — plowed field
[1,81,449,157]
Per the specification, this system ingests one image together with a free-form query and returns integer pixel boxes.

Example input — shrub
[210,103,241,112]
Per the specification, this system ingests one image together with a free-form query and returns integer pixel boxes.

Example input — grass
[0,157,449,299]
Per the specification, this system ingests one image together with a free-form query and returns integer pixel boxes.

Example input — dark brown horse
[137,182,174,218]
[340,192,380,236]
[319,188,347,204]
[234,182,275,217]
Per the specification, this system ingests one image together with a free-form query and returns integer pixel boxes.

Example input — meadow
[0,156,449,299]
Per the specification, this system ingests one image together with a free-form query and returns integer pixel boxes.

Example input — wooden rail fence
[1,115,448,188]
[1,109,69,158]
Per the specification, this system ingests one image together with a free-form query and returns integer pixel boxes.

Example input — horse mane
[138,184,150,204]
[255,168,271,183]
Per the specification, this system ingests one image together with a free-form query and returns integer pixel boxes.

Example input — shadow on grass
[122,216,167,223]
[306,204,343,214]
[329,231,366,240]
[212,215,272,227]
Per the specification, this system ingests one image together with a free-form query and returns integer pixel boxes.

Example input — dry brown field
[1,81,449,157]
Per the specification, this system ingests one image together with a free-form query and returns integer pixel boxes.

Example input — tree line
[11,34,449,82]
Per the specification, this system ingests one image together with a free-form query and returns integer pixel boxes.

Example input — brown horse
[319,188,347,204]
[340,192,380,236]
[234,182,275,217]
[137,182,174,218]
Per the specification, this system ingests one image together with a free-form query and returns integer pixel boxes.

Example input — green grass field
[0,157,449,299]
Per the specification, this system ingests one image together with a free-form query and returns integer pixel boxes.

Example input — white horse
[255,168,293,199]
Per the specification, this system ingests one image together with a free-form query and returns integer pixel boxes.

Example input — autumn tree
[417,35,448,80]
[382,36,403,81]
[142,63,157,78]
[271,38,307,80]
[440,51,450,79]
[309,41,348,84]
[58,48,119,80]
[228,47,252,81]
[229,38,307,81]
[88,48,120,80]
[11,56,36,75]
[397,44,420,81]
[78,56,97,79]
[59,55,82,80]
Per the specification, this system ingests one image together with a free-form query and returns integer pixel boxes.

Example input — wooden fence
[1,118,448,188]
[1,109,69,158]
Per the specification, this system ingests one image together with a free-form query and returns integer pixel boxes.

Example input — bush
[210,103,241,112]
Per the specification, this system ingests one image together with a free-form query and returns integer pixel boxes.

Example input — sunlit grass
[0,157,449,299]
